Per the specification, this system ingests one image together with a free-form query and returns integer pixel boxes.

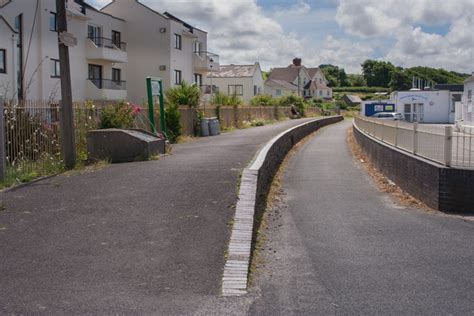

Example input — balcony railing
[200,85,219,94]
[88,79,127,90]
[88,37,127,52]
[194,50,220,65]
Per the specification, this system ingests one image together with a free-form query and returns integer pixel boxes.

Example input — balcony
[86,79,127,100]
[200,85,219,95]
[86,37,128,63]
[193,51,220,72]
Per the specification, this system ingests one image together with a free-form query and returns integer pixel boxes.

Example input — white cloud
[88,0,473,74]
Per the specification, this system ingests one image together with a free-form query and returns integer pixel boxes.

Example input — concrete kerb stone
[221,116,344,297]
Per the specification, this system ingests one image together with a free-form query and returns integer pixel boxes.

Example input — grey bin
[201,118,210,137]
[209,118,220,136]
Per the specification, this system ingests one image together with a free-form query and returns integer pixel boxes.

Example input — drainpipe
[11,34,17,100]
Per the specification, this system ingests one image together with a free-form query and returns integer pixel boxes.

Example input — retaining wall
[353,123,474,214]
[222,115,343,296]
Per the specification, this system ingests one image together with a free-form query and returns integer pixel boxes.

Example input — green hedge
[333,86,390,93]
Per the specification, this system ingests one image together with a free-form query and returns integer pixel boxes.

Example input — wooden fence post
[0,95,5,181]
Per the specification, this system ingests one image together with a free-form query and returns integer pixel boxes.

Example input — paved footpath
[249,120,474,315]
[0,118,315,314]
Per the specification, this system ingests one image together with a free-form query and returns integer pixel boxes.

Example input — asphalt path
[0,118,314,314]
[249,120,474,315]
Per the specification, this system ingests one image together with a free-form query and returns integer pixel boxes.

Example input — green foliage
[211,92,242,106]
[347,74,366,87]
[333,86,390,93]
[335,100,347,110]
[165,81,201,108]
[277,94,306,116]
[319,64,349,87]
[251,119,265,127]
[165,103,182,143]
[99,102,138,129]
[250,94,276,106]
[305,98,323,107]
[361,60,395,87]
[262,71,269,80]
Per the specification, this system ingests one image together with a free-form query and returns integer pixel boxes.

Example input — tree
[361,60,395,87]
[348,74,366,87]
[389,68,411,91]
[319,64,349,87]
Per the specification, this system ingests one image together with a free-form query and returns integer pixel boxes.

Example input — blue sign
[365,103,396,116]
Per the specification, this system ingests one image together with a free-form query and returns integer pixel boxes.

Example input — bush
[100,102,139,129]
[333,86,389,93]
[211,92,242,106]
[165,81,201,108]
[165,103,182,143]
[250,94,276,106]
[277,94,306,116]
[335,100,348,110]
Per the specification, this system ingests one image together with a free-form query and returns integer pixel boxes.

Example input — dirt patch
[249,126,328,285]
[347,127,432,211]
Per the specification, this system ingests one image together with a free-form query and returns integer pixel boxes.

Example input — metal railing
[354,116,474,168]
[193,51,220,64]
[200,85,219,94]
[87,37,127,51]
[88,79,127,90]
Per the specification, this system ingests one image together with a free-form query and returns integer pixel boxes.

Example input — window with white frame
[276,89,281,96]
[0,49,6,74]
[228,85,243,96]
[174,70,182,85]
[50,58,60,78]
[174,34,182,50]
[469,90,472,102]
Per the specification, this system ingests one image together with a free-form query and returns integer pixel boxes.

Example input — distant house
[205,62,264,103]
[342,94,362,107]
[458,75,474,125]
[264,58,332,99]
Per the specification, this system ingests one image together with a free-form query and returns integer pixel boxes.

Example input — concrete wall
[353,123,474,214]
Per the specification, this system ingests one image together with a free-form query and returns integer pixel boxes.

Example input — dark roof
[164,12,207,34]
[81,0,126,21]
[433,84,464,92]
[268,67,300,82]
[208,64,259,78]
[344,94,362,103]
[307,68,320,78]
[0,0,11,8]
[265,79,298,91]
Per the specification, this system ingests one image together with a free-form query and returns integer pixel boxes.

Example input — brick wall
[354,124,474,214]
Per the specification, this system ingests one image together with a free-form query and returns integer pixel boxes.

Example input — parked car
[371,112,404,120]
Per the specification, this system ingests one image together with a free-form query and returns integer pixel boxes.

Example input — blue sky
[89,0,473,74]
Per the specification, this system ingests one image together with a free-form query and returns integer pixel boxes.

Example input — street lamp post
[209,57,214,95]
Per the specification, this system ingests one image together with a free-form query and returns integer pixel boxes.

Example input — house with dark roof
[342,94,362,107]
[205,62,264,103]
[264,58,332,99]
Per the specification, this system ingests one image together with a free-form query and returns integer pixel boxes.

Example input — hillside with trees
[319,60,469,92]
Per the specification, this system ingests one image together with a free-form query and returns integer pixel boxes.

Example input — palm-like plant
[165,81,201,108]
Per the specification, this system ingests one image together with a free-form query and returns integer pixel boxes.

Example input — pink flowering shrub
[99,101,140,129]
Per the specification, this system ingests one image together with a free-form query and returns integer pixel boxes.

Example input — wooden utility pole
[56,0,76,169]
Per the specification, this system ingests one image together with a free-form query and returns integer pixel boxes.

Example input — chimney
[293,58,302,67]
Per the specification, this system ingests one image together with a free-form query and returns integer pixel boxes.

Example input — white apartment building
[102,0,219,104]
[1,0,128,101]
[0,0,218,103]
[205,63,264,104]
[457,75,474,125]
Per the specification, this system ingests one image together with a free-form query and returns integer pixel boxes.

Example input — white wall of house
[391,90,453,123]
[263,85,296,98]
[0,18,17,100]
[103,0,213,104]
[459,79,474,125]
[1,0,128,101]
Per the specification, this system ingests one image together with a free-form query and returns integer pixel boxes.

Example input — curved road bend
[0,118,316,314]
[250,120,474,315]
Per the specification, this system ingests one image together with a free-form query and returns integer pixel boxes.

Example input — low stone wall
[222,116,343,296]
[353,123,474,214]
